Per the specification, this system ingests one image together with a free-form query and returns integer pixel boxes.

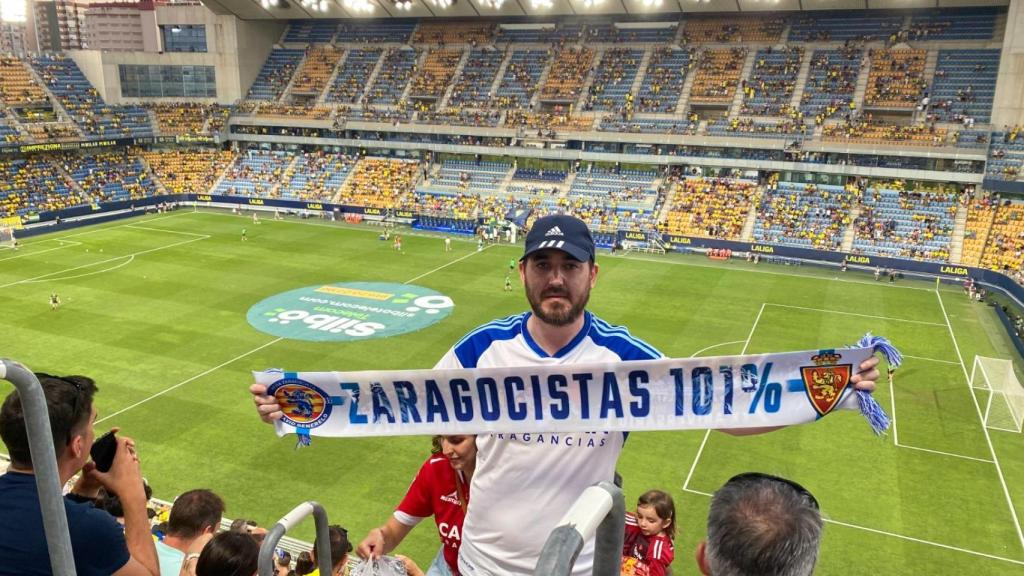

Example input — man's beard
[527,285,590,327]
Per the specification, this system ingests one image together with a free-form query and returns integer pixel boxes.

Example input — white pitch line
[683,304,765,492]
[765,303,946,326]
[689,340,746,358]
[404,244,491,285]
[98,238,490,423]
[901,354,961,365]
[0,235,207,289]
[124,224,209,238]
[0,240,82,262]
[936,289,1024,551]
[96,337,285,424]
[682,487,1024,566]
[20,255,135,284]
[894,442,994,463]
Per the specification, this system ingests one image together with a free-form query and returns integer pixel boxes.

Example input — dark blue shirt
[0,471,130,575]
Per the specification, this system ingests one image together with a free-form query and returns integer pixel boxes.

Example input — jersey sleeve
[433,348,464,370]
[393,458,439,526]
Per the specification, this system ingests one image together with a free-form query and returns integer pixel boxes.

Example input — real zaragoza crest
[800,351,853,416]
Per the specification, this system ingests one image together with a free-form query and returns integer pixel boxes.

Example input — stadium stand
[986,129,1024,181]
[583,48,644,113]
[409,49,463,99]
[495,22,583,43]
[0,156,80,216]
[448,48,505,108]
[683,16,784,43]
[635,47,693,114]
[0,56,49,107]
[980,202,1024,273]
[788,11,904,41]
[962,196,995,267]
[214,149,293,198]
[852,182,956,261]
[412,21,494,45]
[907,7,997,40]
[505,110,592,132]
[59,150,157,203]
[284,19,337,43]
[689,48,747,105]
[567,168,658,212]
[336,157,418,209]
[289,45,344,97]
[928,49,1000,124]
[336,20,416,43]
[326,49,382,105]
[30,54,152,138]
[493,49,548,109]
[754,181,856,250]
[800,48,863,122]
[823,118,947,147]
[740,47,803,117]
[141,149,235,195]
[864,49,928,109]
[279,151,356,201]
[540,48,594,102]
[365,49,419,106]
[708,118,807,139]
[597,116,697,135]
[245,48,304,101]
[662,177,760,240]
[584,22,677,44]
[147,103,225,136]
[429,160,510,193]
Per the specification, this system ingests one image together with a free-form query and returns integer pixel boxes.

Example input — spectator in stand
[193,531,259,576]
[0,373,159,575]
[155,488,226,576]
[308,525,352,576]
[695,473,822,576]
[357,435,476,576]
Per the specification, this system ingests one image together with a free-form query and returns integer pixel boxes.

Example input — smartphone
[90,430,117,473]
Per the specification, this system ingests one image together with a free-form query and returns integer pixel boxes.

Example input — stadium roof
[200,0,1009,22]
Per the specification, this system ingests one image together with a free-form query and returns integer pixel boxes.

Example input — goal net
[0,226,14,249]
[971,356,1024,433]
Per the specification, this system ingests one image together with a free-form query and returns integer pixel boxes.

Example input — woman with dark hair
[308,524,352,576]
[194,531,259,576]
[356,435,477,576]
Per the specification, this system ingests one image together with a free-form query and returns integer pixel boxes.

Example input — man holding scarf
[251,214,881,576]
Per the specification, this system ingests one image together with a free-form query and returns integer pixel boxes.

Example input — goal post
[0,226,15,249]
[971,356,1024,433]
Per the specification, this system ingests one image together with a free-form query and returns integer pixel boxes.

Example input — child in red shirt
[621,489,676,576]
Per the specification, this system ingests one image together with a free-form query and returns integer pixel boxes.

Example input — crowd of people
[662,176,760,240]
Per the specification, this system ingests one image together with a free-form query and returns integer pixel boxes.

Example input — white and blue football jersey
[435,310,662,576]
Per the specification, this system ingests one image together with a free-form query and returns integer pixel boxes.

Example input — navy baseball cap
[521,214,595,262]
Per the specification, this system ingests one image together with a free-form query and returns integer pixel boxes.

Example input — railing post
[257,501,333,576]
[0,359,77,576]
[534,480,625,576]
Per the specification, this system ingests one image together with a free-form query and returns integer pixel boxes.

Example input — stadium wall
[994,0,1024,126]
[70,6,283,105]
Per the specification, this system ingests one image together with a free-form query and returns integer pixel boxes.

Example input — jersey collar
[521,310,592,359]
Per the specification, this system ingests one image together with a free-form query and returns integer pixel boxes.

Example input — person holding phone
[0,372,159,576]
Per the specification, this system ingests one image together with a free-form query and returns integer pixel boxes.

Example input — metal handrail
[0,359,77,576]
[257,500,333,576]
[533,481,625,576]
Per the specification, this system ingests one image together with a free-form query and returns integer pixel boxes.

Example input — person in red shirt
[621,489,676,576]
[357,435,476,576]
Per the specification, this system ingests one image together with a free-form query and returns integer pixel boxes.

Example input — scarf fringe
[848,333,901,436]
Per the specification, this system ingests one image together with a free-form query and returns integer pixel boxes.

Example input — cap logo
[545,226,564,237]
[538,240,566,249]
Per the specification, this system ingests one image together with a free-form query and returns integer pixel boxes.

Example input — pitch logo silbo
[247,282,454,342]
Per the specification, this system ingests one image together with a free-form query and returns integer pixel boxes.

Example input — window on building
[161,24,206,53]
[119,64,216,98]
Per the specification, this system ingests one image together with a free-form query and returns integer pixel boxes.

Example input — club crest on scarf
[800,351,853,416]
[268,378,332,429]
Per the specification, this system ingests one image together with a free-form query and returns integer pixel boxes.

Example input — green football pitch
[1,208,1022,575]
